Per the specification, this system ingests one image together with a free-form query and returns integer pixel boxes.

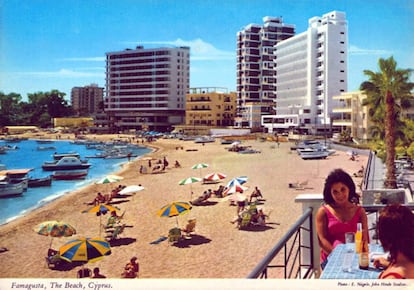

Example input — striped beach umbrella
[226,176,248,188]
[179,177,202,185]
[82,204,120,236]
[191,163,209,178]
[157,201,192,226]
[223,184,248,196]
[179,177,202,198]
[59,237,111,263]
[203,172,227,181]
[82,204,119,215]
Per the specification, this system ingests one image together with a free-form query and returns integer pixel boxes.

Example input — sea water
[0,139,151,225]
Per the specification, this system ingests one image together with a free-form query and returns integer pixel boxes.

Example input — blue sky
[1,0,413,100]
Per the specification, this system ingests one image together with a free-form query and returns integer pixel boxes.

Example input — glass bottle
[359,240,369,270]
[355,222,362,253]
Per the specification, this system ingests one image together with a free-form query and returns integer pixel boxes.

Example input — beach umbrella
[59,237,111,263]
[82,204,119,215]
[82,204,120,236]
[118,185,145,195]
[191,163,209,177]
[203,172,227,182]
[179,177,202,185]
[34,220,76,249]
[95,175,124,184]
[179,177,202,198]
[157,201,192,226]
[223,184,248,196]
[226,176,248,188]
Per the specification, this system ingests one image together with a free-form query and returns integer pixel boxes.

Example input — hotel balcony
[332,118,352,126]
[247,150,414,279]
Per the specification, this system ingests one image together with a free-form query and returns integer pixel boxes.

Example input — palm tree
[360,56,413,188]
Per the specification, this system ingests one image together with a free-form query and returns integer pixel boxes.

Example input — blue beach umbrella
[226,176,248,188]
[59,237,111,263]
[157,201,192,226]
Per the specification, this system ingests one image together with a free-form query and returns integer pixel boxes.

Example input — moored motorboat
[42,156,91,171]
[52,152,81,160]
[28,175,52,187]
[0,177,25,198]
[37,146,57,151]
[299,150,329,160]
[52,170,88,180]
[0,168,32,190]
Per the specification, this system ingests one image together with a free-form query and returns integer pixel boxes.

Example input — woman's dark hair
[377,204,414,262]
[323,168,359,205]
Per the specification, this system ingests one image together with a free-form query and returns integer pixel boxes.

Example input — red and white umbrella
[203,172,226,182]
[223,184,248,195]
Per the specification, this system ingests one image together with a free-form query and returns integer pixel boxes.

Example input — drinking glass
[345,232,355,252]
[343,232,355,272]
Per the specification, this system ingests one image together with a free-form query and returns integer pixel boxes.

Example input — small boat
[35,139,54,144]
[52,170,88,180]
[28,176,52,187]
[85,152,108,158]
[299,151,329,160]
[104,152,137,159]
[53,152,81,160]
[194,136,215,143]
[37,146,57,151]
[0,177,25,198]
[0,168,32,190]
[42,156,91,171]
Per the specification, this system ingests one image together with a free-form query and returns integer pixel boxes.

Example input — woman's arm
[316,206,334,256]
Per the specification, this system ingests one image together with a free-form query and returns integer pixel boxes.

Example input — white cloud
[58,57,105,62]
[123,38,235,61]
[7,69,103,78]
[349,45,390,55]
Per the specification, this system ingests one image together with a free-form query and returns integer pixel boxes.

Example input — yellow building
[332,91,371,141]
[53,117,94,128]
[184,87,236,134]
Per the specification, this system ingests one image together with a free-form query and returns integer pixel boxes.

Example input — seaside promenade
[0,134,368,279]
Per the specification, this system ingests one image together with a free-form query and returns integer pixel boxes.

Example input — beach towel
[150,236,167,245]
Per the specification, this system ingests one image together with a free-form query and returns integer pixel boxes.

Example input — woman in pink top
[316,168,369,269]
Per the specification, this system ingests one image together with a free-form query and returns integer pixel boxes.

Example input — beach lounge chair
[45,248,63,269]
[106,223,125,241]
[288,180,309,190]
[181,218,196,237]
[238,211,252,229]
[168,227,182,244]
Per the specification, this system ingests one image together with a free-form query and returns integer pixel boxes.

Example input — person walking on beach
[315,168,369,270]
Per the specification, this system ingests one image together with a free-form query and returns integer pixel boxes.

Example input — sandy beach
[0,134,367,279]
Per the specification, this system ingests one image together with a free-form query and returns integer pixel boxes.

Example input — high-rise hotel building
[105,46,190,132]
[236,17,295,130]
[262,11,348,134]
[71,83,104,115]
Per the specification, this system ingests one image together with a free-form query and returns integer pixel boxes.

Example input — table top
[320,243,384,279]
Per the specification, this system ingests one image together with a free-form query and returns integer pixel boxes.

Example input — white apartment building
[105,46,190,132]
[262,11,348,135]
[236,17,295,130]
